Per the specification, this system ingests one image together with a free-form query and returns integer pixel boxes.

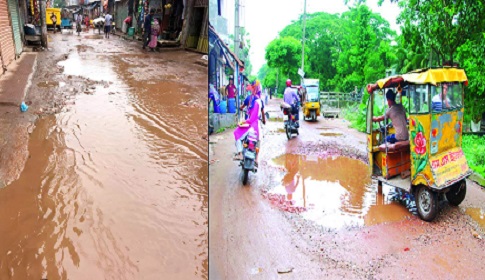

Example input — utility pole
[300,0,306,85]
[234,0,240,58]
[234,0,240,120]
[40,0,48,48]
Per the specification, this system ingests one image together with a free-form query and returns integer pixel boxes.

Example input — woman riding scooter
[233,80,265,166]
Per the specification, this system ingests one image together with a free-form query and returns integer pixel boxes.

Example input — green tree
[279,12,342,90]
[397,0,485,65]
[265,37,302,83]
[330,4,396,91]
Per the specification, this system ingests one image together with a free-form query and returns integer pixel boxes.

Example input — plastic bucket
[127,27,135,36]
[219,100,227,114]
[228,98,236,113]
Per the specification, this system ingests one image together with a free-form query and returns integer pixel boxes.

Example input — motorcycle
[239,129,258,185]
[281,102,299,140]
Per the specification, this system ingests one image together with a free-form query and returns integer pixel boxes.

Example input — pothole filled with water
[265,154,413,229]
[320,132,343,137]
[466,208,485,230]
[37,81,59,87]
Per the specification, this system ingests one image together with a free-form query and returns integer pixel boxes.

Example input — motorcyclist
[283,79,300,127]
[234,80,265,166]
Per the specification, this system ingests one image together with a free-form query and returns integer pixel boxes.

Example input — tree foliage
[264,36,302,83]
[261,3,396,93]
[397,0,485,65]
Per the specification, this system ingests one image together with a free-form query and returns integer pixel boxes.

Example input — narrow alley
[0,31,208,279]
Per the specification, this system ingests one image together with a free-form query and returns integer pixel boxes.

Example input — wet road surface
[209,98,485,279]
[0,32,207,279]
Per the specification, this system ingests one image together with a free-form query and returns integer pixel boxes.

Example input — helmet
[286,79,292,87]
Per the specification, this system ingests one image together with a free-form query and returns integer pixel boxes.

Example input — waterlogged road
[209,98,485,279]
[0,33,207,279]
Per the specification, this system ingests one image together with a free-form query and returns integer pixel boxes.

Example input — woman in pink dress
[233,81,263,164]
[148,18,160,51]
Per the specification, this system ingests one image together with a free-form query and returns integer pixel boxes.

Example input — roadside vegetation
[462,135,485,178]
[260,0,485,128]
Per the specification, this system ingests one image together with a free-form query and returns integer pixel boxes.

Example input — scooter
[240,130,258,185]
[281,102,299,140]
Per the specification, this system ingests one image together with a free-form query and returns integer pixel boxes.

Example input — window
[408,85,429,114]
[306,86,319,102]
[431,83,463,113]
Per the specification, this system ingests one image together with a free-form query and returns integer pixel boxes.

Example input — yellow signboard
[430,147,470,188]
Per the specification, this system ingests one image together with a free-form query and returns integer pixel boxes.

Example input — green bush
[462,135,485,178]
[343,92,387,132]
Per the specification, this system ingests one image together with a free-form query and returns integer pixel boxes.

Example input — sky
[227,0,402,75]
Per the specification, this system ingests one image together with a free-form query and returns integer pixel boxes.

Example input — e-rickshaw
[366,67,472,221]
[302,81,321,121]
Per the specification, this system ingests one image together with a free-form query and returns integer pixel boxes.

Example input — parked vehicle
[366,67,472,221]
[46,8,61,31]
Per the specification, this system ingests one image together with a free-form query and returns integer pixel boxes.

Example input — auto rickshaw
[365,67,472,221]
[302,79,321,121]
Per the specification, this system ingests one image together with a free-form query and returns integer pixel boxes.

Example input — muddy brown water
[37,81,60,87]
[320,132,343,137]
[0,41,207,279]
[466,208,485,230]
[267,154,412,229]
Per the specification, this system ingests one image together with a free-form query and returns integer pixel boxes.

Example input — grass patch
[462,135,485,179]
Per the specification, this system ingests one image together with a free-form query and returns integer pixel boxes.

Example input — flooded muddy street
[0,33,207,279]
[209,98,485,279]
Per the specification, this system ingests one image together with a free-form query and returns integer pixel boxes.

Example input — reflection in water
[466,208,485,229]
[268,154,412,228]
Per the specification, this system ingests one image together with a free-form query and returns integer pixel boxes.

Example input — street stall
[24,0,42,44]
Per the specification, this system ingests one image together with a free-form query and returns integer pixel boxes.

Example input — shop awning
[84,1,100,10]
[208,21,244,69]
[64,7,82,13]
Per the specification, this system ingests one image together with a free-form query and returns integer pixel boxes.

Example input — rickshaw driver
[372,89,409,143]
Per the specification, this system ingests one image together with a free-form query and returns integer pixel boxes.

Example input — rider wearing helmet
[283,79,300,127]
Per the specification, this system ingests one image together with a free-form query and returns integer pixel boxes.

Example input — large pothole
[265,154,413,229]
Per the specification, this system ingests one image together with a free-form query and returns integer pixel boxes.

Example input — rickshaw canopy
[366,68,468,93]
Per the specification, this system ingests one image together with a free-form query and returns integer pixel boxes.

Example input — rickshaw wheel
[445,180,467,206]
[416,185,439,222]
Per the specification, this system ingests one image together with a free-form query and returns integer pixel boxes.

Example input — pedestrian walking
[84,14,90,31]
[148,18,161,51]
[50,13,57,33]
[143,9,155,50]
[104,11,113,39]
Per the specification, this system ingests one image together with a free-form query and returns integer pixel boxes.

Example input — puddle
[85,35,104,39]
[37,81,59,87]
[320,133,343,137]
[76,45,94,52]
[267,154,412,229]
[58,52,117,81]
[466,208,485,229]
[1,39,207,278]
